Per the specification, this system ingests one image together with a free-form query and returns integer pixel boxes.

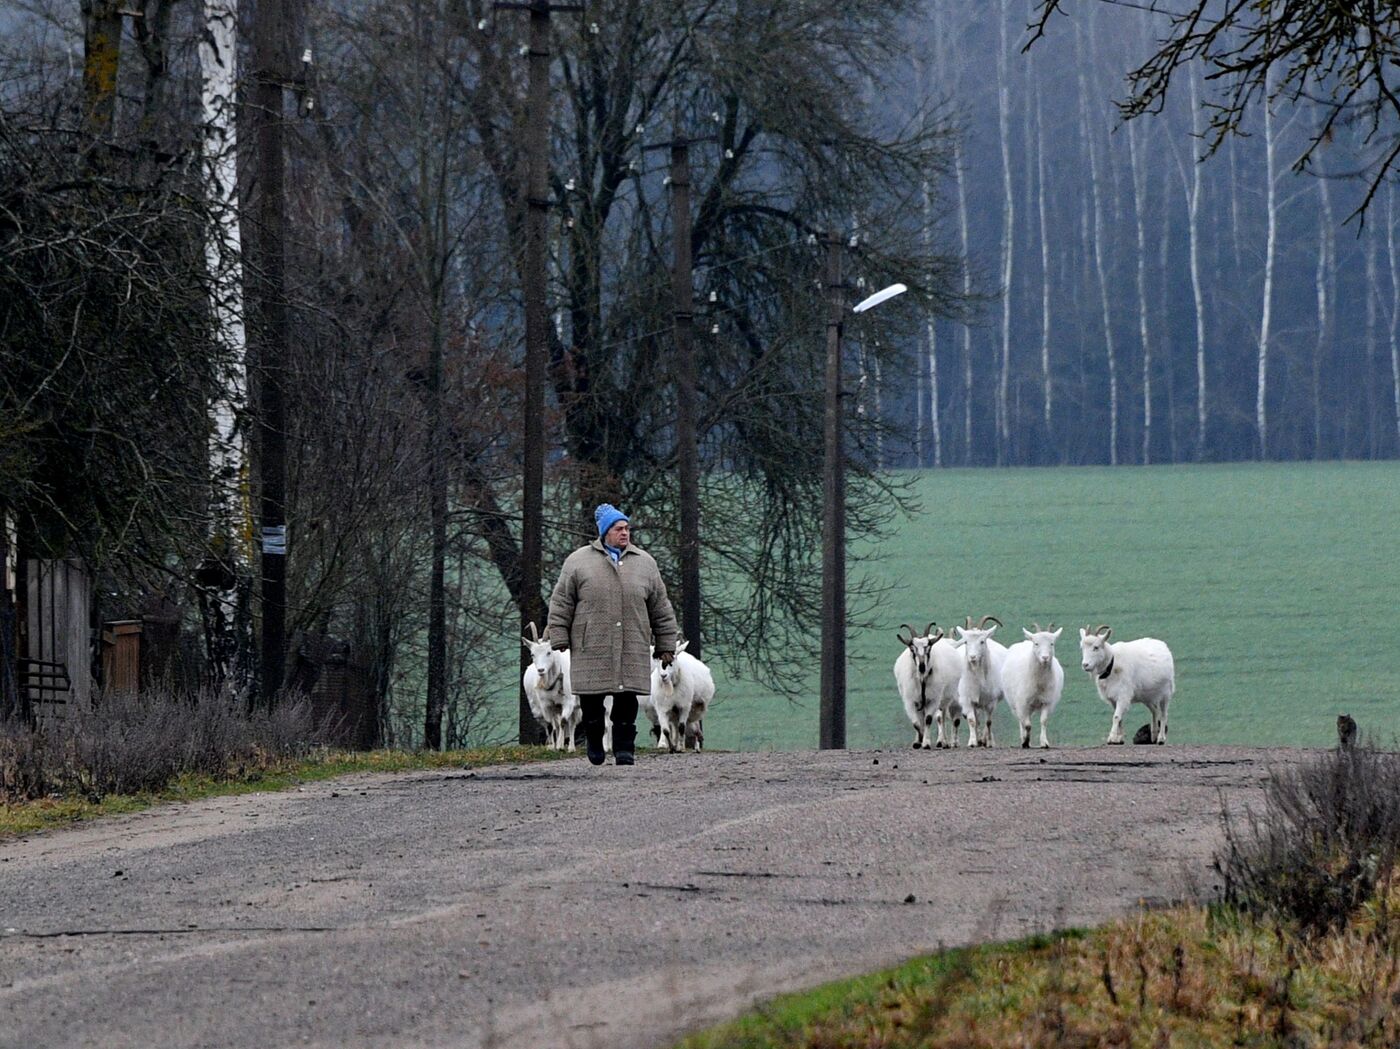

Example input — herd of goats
[521,618,1176,756]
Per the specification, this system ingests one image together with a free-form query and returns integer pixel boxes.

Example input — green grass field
[481,462,1400,750]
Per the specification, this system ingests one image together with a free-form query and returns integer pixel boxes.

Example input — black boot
[612,692,639,766]
[613,721,637,765]
[580,695,606,765]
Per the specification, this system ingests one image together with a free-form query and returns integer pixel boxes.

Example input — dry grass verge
[1,690,573,838]
[678,896,1400,1048]
[0,743,571,838]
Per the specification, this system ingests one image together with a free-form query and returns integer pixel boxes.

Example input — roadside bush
[1217,744,1400,936]
[0,690,326,802]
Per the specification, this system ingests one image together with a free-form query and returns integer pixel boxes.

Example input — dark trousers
[580,692,639,755]
[579,692,639,727]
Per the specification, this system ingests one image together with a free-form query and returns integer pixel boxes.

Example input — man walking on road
[548,504,679,766]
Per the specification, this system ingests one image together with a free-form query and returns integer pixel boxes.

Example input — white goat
[1078,624,1175,745]
[954,616,1008,747]
[1001,623,1065,749]
[521,624,578,751]
[648,640,714,753]
[892,622,965,748]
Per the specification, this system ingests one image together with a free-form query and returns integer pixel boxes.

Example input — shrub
[1217,744,1400,936]
[0,689,326,802]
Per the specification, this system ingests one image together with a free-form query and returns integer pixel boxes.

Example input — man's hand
[658,652,674,668]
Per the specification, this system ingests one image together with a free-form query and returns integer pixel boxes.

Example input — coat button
[615,621,622,627]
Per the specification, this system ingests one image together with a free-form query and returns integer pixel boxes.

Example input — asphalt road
[0,746,1302,1049]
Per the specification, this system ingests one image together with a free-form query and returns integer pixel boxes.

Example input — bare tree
[1257,63,1280,460]
[457,0,967,687]
[1030,1,1400,219]
[1076,15,1118,465]
[1172,62,1208,460]
[995,0,1015,463]
[1312,143,1336,458]
[1127,114,1151,464]
[197,0,254,692]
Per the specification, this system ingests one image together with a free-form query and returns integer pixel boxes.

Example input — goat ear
[676,639,689,654]
[521,637,533,648]
[1023,628,1034,640]
[1051,627,1063,641]
[1079,627,1088,640]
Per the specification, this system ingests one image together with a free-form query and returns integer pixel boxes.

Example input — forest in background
[880,1,1400,469]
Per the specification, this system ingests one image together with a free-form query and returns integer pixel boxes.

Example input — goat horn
[923,621,937,638]
[1095,624,1112,639]
[930,626,945,642]
[979,615,1002,630]
[1048,621,1058,632]
[963,615,974,630]
[896,624,915,644]
[1031,621,1042,633]
[526,622,539,641]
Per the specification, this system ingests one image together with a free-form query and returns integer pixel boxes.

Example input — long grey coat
[547,540,679,695]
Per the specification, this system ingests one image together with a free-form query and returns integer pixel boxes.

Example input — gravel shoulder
[0,746,1302,1049]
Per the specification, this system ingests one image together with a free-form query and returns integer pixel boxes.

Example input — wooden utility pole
[251,0,289,705]
[496,0,581,744]
[670,140,701,659]
[819,233,846,750]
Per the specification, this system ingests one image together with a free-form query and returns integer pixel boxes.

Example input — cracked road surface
[1,746,1300,1049]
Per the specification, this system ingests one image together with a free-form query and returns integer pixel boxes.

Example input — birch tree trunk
[1364,222,1380,458]
[1388,184,1400,455]
[954,136,974,465]
[1256,65,1278,460]
[1077,20,1118,465]
[921,175,943,467]
[1181,66,1208,460]
[1313,150,1335,458]
[1128,117,1152,464]
[995,0,1015,464]
[1035,80,1053,448]
[198,0,253,691]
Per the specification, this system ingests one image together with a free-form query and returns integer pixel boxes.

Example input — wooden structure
[21,558,93,720]
[101,620,143,693]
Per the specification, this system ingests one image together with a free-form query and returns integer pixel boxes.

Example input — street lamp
[819,239,907,750]
[853,282,908,314]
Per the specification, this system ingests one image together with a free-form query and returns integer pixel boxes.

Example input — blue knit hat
[595,503,629,539]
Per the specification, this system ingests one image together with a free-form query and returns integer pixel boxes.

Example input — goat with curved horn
[893,618,964,749]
